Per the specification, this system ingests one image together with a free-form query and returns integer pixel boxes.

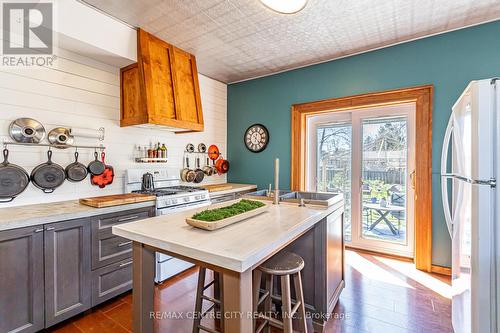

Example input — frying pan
[66,151,88,182]
[0,148,30,202]
[88,151,105,176]
[31,150,66,193]
[193,156,204,183]
[91,152,114,188]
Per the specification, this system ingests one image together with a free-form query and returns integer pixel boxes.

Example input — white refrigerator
[441,78,498,333]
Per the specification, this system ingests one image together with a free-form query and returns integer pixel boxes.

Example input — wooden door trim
[291,85,433,272]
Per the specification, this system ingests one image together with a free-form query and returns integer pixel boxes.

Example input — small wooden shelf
[134,157,168,163]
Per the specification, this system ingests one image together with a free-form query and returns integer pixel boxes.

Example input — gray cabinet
[0,205,154,331]
[91,207,153,269]
[44,218,91,327]
[281,209,344,332]
[0,226,44,333]
[91,258,133,306]
[90,207,154,306]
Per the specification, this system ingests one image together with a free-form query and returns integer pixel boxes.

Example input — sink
[279,191,341,207]
[243,189,291,201]
[243,190,340,207]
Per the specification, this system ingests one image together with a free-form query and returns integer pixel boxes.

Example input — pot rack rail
[2,140,106,150]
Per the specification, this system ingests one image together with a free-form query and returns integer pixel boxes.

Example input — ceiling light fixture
[259,0,308,14]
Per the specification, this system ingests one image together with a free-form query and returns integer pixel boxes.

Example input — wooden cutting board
[79,193,156,208]
[201,184,233,192]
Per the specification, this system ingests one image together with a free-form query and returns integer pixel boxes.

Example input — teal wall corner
[227,20,500,267]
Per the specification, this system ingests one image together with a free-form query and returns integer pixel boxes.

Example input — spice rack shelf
[134,157,168,163]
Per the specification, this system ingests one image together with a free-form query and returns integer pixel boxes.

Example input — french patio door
[307,103,416,257]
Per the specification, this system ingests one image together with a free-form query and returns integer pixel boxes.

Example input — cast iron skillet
[66,151,88,182]
[0,148,30,202]
[88,151,105,176]
[31,150,66,193]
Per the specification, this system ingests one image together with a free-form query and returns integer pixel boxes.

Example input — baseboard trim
[431,265,452,276]
[345,245,414,262]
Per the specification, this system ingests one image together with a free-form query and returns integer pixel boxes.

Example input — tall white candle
[274,158,280,204]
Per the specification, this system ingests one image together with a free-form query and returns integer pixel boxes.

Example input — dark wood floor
[47,250,452,333]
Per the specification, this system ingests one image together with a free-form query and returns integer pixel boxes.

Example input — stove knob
[172,199,177,205]
[184,197,190,202]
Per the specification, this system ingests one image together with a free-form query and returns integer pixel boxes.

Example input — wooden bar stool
[253,252,307,333]
[193,267,223,333]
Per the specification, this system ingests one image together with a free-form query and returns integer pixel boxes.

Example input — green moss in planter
[192,199,265,222]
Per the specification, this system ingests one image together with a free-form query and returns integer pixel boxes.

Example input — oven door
[157,200,211,215]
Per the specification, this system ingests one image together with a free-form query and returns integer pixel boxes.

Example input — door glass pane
[361,117,407,244]
[316,123,352,241]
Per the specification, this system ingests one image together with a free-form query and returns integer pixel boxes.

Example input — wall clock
[244,124,269,152]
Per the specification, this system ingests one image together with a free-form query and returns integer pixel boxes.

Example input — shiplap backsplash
[0,49,227,207]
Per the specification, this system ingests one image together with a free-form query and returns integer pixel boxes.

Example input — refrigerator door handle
[441,117,454,237]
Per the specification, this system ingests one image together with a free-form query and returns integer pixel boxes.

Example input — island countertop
[112,197,343,273]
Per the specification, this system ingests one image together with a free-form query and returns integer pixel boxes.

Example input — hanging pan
[0,148,30,202]
[66,151,88,182]
[31,150,65,193]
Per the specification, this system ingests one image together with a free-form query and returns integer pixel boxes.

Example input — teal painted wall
[227,21,500,267]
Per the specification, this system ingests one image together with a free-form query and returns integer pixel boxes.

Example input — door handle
[410,170,416,190]
[45,226,55,231]
[118,241,132,247]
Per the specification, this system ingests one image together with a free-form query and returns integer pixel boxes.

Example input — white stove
[125,168,211,282]
[125,168,211,214]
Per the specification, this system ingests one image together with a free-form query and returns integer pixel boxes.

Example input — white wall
[0,48,227,207]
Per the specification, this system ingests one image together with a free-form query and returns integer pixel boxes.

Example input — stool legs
[252,270,262,331]
[253,271,307,333]
[280,275,293,332]
[263,274,273,333]
[293,272,307,332]
[193,267,223,333]
[193,267,207,333]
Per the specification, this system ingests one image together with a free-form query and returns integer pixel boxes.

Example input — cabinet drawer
[92,235,132,269]
[92,207,153,238]
[91,259,133,306]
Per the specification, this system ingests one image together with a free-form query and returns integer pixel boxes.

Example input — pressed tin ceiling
[83,0,500,83]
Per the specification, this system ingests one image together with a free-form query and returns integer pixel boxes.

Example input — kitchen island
[112,196,344,333]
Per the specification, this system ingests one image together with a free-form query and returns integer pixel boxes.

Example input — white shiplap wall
[0,49,227,207]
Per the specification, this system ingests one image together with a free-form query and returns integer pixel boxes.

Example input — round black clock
[244,124,269,152]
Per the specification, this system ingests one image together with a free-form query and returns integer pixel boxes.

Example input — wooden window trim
[290,85,433,272]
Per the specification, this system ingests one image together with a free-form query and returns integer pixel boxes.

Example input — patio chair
[389,192,405,234]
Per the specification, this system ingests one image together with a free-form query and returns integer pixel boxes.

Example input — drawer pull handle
[45,227,55,231]
[34,228,44,233]
[118,241,132,247]
[119,261,133,267]
[117,215,139,222]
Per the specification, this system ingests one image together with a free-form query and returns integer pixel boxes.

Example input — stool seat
[258,252,304,275]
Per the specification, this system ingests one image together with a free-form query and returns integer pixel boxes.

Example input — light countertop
[112,197,343,272]
[0,199,155,232]
[206,183,257,196]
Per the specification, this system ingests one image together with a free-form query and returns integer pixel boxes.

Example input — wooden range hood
[120,29,204,133]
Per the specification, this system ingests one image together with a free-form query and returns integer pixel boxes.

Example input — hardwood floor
[47,250,452,333]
